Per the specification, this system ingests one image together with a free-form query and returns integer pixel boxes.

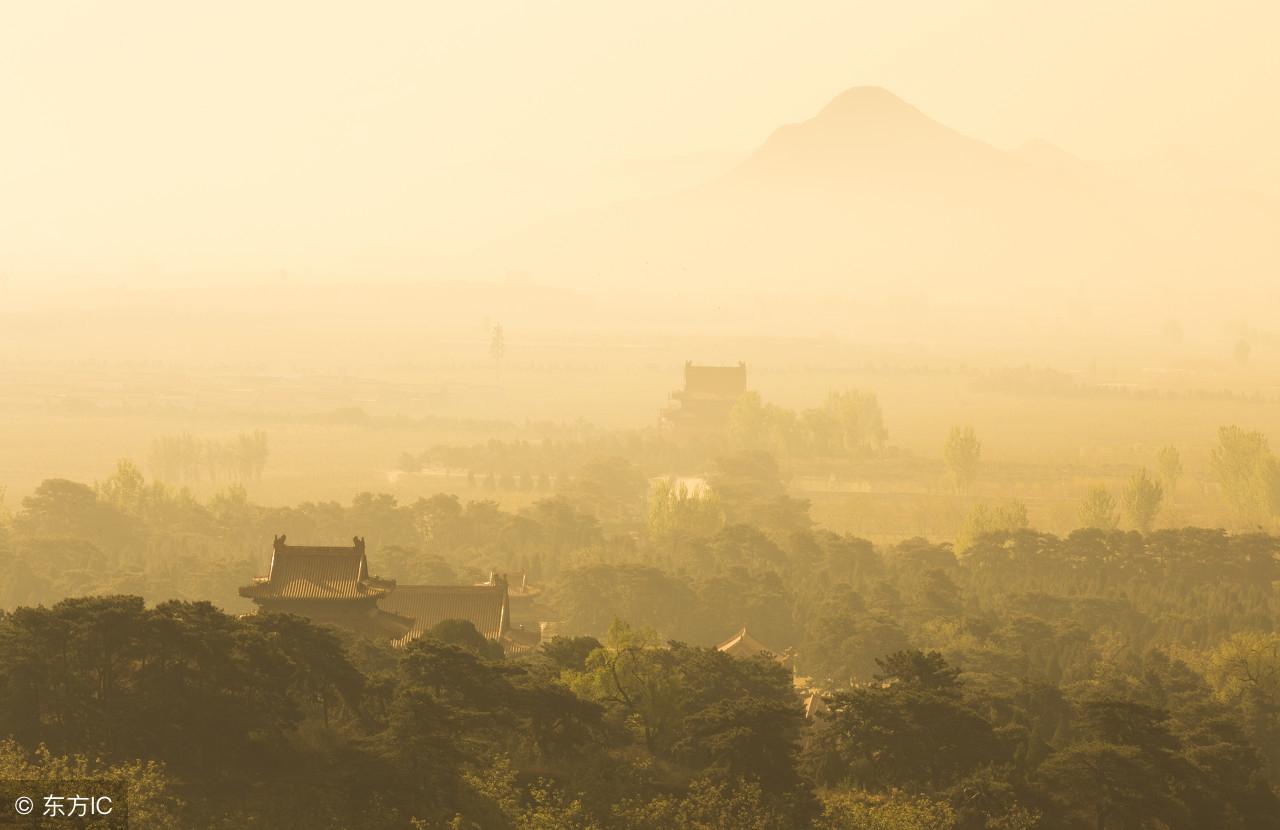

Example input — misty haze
[2,3,1279,829]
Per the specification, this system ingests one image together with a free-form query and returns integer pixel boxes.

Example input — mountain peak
[815,86,923,122]
[738,85,1001,181]
[785,85,951,144]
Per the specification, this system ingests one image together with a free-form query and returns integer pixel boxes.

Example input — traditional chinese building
[716,626,784,660]
[242,538,544,654]
[239,535,411,639]
[505,571,554,628]
[379,573,542,655]
[661,362,747,435]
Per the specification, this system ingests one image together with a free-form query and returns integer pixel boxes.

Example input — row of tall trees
[727,389,888,460]
[950,428,1277,533]
[405,412,1273,536]
[1078,470,1164,532]
[149,430,269,486]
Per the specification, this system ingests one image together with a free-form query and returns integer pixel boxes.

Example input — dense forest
[1,438,1278,828]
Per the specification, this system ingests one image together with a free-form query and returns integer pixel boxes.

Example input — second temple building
[241,535,541,654]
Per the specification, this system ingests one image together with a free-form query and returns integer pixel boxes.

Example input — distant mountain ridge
[739,86,1008,178]
[458,86,1277,327]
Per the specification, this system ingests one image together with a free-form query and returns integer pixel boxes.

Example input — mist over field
[2,3,1280,829]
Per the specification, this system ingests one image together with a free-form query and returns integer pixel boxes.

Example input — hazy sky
[3,1,1277,284]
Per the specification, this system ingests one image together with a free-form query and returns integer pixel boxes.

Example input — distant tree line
[398,388,891,490]
[727,389,888,460]
[149,430,269,485]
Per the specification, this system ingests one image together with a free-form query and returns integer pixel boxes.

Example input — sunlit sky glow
[3,1,1277,282]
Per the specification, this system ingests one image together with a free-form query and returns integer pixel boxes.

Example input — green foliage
[555,564,701,640]
[563,457,649,529]
[801,604,909,686]
[0,738,182,830]
[0,597,422,827]
[1036,739,1166,828]
[956,500,1027,552]
[17,478,139,552]
[728,389,888,461]
[541,635,603,673]
[3,461,1280,827]
[1156,445,1183,494]
[427,618,505,660]
[710,450,811,532]
[1207,630,1280,705]
[944,426,982,493]
[614,777,795,830]
[457,755,600,830]
[565,621,808,812]
[819,790,958,830]
[673,694,805,795]
[149,432,268,486]
[808,390,889,455]
[565,620,684,753]
[805,653,1004,792]
[1119,468,1163,532]
[727,391,796,457]
[1211,425,1280,528]
[647,479,724,555]
[710,449,786,507]
[1078,485,1118,530]
[414,429,682,492]
[874,649,961,692]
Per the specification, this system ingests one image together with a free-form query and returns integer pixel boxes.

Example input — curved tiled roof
[380,584,509,646]
[240,538,392,601]
[502,626,542,656]
[716,626,784,661]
